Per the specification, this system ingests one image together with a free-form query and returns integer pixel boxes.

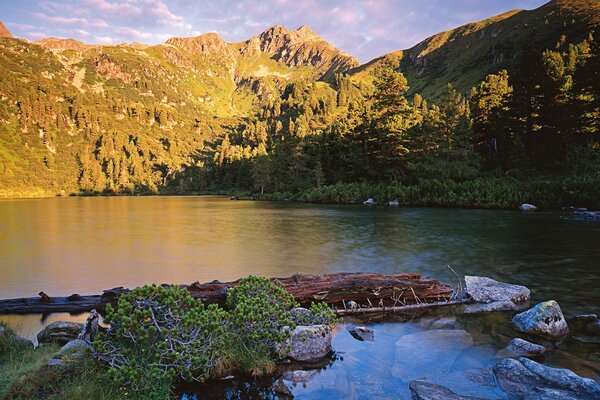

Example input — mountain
[0,22,11,39]
[34,38,93,51]
[352,0,600,99]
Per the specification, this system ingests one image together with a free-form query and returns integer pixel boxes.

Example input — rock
[388,198,399,206]
[573,335,600,344]
[47,339,90,370]
[571,314,598,322]
[0,325,4,336]
[347,325,374,342]
[392,329,473,382]
[346,300,358,310]
[57,339,90,356]
[410,368,501,399]
[37,321,84,345]
[13,335,34,349]
[409,381,488,400]
[430,317,458,329]
[464,276,530,304]
[519,203,538,211]
[282,369,318,384]
[277,325,332,361]
[463,300,519,314]
[363,198,377,205]
[501,338,546,357]
[271,378,293,397]
[587,320,600,335]
[494,357,600,399]
[512,300,569,338]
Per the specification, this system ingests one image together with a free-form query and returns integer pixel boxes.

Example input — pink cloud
[33,12,89,25]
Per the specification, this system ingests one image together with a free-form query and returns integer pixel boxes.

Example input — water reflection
[1,197,599,397]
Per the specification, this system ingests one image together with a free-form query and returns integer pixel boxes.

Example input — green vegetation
[91,277,336,397]
[0,0,599,209]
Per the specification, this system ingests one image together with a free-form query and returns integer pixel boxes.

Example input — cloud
[33,12,88,26]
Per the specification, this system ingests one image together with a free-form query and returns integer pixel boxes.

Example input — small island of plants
[0,276,338,400]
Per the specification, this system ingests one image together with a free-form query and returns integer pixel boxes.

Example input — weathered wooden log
[0,272,454,315]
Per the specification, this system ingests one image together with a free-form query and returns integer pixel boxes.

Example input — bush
[227,276,298,348]
[94,285,229,395]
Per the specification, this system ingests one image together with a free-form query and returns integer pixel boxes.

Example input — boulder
[388,198,399,206]
[392,329,473,382]
[277,325,332,361]
[289,307,312,325]
[463,300,519,314]
[363,198,377,205]
[464,276,530,304]
[409,381,488,400]
[347,326,374,342]
[512,300,569,338]
[500,338,546,357]
[494,357,600,399]
[0,325,33,349]
[519,203,538,211]
[37,321,84,345]
[410,368,501,399]
[47,339,90,370]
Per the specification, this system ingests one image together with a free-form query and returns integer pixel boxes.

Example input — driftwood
[0,272,454,315]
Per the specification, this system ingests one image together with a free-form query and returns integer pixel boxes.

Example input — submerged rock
[463,300,519,314]
[37,321,84,345]
[500,338,546,358]
[494,357,600,399]
[277,325,332,361]
[512,300,569,338]
[392,329,473,382]
[465,276,530,304]
[519,203,538,211]
[430,317,459,329]
[409,380,488,400]
[347,325,374,342]
[282,369,318,384]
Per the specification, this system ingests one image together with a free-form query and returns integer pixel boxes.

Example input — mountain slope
[352,0,600,99]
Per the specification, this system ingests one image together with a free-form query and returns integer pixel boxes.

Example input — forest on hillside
[0,10,599,208]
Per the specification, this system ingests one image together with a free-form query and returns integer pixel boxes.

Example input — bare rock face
[494,357,600,399]
[512,300,569,338]
[277,325,332,361]
[465,276,530,304]
[0,22,13,38]
[37,321,84,345]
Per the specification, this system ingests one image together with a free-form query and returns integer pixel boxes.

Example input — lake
[1,196,599,398]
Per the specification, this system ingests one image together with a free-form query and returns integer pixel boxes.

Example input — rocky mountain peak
[165,32,230,55]
[0,21,13,38]
[295,25,319,40]
[34,37,91,51]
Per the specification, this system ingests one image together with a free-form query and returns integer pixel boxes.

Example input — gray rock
[282,369,318,384]
[463,300,518,314]
[573,335,600,344]
[409,381,488,400]
[519,203,538,211]
[465,276,530,304]
[388,198,399,206]
[430,317,458,329]
[37,321,84,345]
[494,357,600,400]
[0,325,4,336]
[572,314,598,322]
[271,378,293,397]
[363,198,377,205]
[57,339,90,356]
[347,326,374,342]
[512,300,569,338]
[410,368,502,399]
[501,338,546,357]
[392,329,473,382]
[277,325,332,361]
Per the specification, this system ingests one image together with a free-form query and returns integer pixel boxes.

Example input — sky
[1,0,550,62]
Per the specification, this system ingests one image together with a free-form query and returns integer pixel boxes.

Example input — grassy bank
[257,176,600,210]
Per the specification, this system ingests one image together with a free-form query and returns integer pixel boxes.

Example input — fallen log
[0,272,454,315]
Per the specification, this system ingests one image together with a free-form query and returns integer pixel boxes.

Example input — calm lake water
[1,196,599,397]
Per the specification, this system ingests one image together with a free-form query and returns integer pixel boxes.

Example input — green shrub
[227,276,298,349]
[93,285,229,395]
